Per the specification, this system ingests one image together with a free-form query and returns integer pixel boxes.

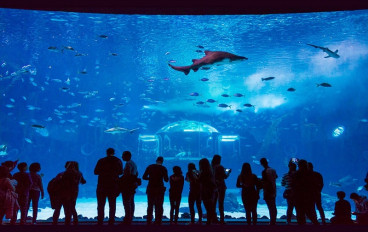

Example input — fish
[200,78,209,81]
[48,46,59,52]
[261,77,275,81]
[234,93,244,97]
[243,103,254,107]
[218,103,231,108]
[317,83,332,87]
[287,88,296,92]
[307,43,340,58]
[206,99,216,103]
[196,50,202,53]
[25,138,33,144]
[236,109,243,113]
[111,53,118,56]
[79,71,88,74]
[99,35,108,38]
[31,124,45,129]
[5,104,14,108]
[63,46,75,51]
[0,144,7,156]
[196,45,204,49]
[221,94,230,97]
[196,101,206,105]
[168,50,247,75]
[104,127,139,134]
[75,53,86,56]
[190,92,199,96]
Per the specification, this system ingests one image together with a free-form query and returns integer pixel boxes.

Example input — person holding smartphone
[211,154,231,224]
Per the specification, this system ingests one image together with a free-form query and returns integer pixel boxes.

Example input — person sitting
[330,191,353,224]
[350,192,368,224]
[0,166,18,225]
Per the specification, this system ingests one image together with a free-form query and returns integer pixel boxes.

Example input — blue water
[1,8,368,217]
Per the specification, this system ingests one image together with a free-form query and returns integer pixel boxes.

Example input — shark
[104,127,139,134]
[307,44,340,58]
[168,50,247,75]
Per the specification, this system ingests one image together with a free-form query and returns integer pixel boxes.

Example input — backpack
[47,174,64,196]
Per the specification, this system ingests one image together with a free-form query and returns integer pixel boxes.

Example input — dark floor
[1,220,368,232]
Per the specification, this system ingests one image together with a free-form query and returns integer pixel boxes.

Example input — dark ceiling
[0,0,368,15]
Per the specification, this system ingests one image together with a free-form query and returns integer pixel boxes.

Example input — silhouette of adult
[94,148,123,225]
[293,159,318,225]
[236,163,261,225]
[308,162,326,224]
[28,162,44,224]
[0,165,17,225]
[260,158,278,225]
[169,166,184,224]
[68,161,86,225]
[11,162,32,225]
[281,161,297,224]
[142,156,168,225]
[199,158,216,225]
[330,191,353,224]
[350,192,368,224]
[120,150,138,225]
[185,163,202,224]
[211,154,231,224]
[52,161,85,225]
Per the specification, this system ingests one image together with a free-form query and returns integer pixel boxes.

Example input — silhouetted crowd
[1,148,368,226]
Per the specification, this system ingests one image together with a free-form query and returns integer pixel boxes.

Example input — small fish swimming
[63,46,75,51]
[99,35,108,38]
[243,103,254,107]
[236,109,243,113]
[287,88,296,92]
[221,94,230,97]
[104,127,139,134]
[31,124,45,129]
[79,71,88,74]
[317,83,332,87]
[234,93,244,97]
[196,50,202,53]
[190,92,199,96]
[218,103,231,108]
[262,77,275,81]
[200,78,209,82]
[25,138,33,144]
[111,53,118,56]
[196,45,204,49]
[206,99,216,103]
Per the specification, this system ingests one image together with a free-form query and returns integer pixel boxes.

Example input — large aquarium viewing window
[1,7,368,221]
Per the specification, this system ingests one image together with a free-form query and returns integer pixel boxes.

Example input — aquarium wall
[1,8,368,220]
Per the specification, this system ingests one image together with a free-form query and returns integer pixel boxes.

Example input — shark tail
[168,64,190,75]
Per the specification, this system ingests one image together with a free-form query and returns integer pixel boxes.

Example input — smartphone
[291,158,299,163]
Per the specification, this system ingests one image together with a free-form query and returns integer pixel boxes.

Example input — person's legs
[96,191,107,225]
[174,196,181,223]
[63,199,73,225]
[265,197,277,225]
[315,193,326,224]
[218,188,225,223]
[122,191,134,224]
[146,191,154,224]
[52,200,62,225]
[195,193,202,223]
[188,191,195,223]
[169,194,175,223]
[71,197,78,225]
[155,189,165,225]
[107,193,117,225]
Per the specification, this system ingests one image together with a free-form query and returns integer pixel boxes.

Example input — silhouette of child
[330,191,353,224]
[169,166,184,224]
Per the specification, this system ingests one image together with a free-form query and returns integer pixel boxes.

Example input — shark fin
[192,59,198,63]
[324,56,331,58]
[184,69,190,75]
[335,49,338,53]
[204,50,213,55]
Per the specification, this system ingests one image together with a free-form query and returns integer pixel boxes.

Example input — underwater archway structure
[138,121,239,161]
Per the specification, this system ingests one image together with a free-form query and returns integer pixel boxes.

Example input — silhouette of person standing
[169,166,184,224]
[294,159,318,225]
[281,161,297,224]
[260,158,278,225]
[236,163,261,225]
[308,162,326,224]
[185,163,202,224]
[121,150,138,225]
[142,156,168,225]
[211,154,231,224]
[199,158,216,225]
[94,148,123,225]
